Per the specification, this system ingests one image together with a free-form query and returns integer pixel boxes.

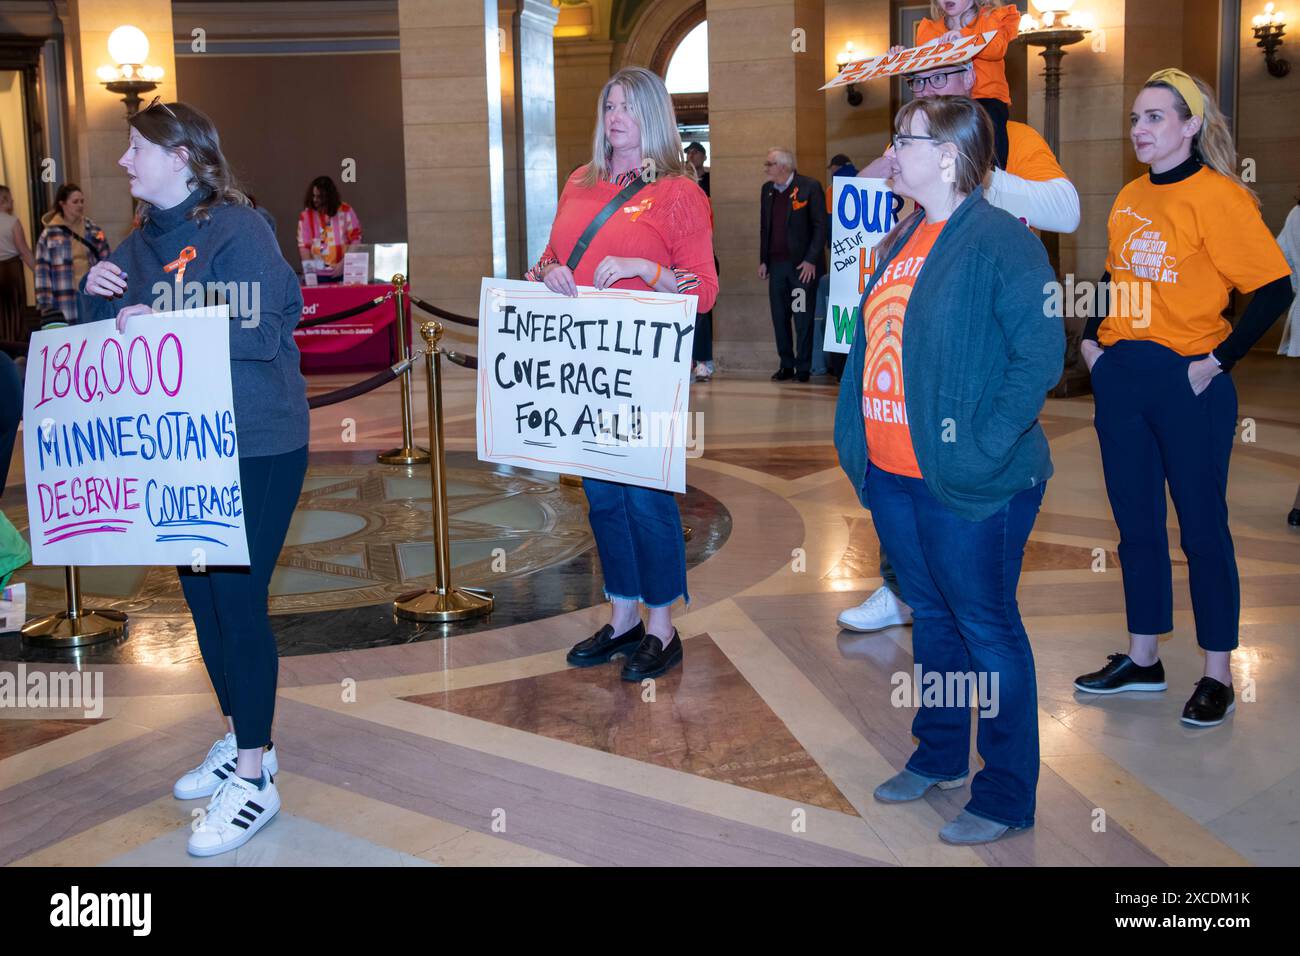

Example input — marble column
[63,0,178,246]
[399,0,507,340]
[708,0,827,371]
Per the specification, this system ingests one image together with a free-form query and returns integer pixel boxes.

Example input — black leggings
[977,97,1010,170]
[178,446,308,749]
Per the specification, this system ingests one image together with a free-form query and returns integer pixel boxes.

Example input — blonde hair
[1143,73,1258,206]
[580,67,693,189]
[928,0,1002,25]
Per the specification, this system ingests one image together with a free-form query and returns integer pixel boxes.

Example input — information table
[293,282,404,374]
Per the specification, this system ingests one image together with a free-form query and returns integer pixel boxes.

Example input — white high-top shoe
[173,732,279,800]
[837,586,913,632]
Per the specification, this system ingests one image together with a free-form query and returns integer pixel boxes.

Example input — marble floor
[2,353,1298,867]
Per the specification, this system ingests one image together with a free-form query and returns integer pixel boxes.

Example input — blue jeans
[583,477,688,608]
[866,465,1045,829]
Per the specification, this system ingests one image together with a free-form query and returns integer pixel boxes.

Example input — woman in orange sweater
[524,67,717,681]
[916,1,1020,169]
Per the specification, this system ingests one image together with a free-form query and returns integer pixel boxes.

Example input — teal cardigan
[833,186,1063,521]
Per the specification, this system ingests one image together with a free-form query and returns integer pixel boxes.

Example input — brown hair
[303,176,341,217]
[129,100,248,223]
[873,95,993,265]
[53,182,83,218]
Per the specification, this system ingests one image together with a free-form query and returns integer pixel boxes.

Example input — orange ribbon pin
[164,245,197,285]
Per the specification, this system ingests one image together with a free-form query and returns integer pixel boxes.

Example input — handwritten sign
[821,31,996,90]
[476,278,697,493]
[825,176,911,355]
[22,307,250,566]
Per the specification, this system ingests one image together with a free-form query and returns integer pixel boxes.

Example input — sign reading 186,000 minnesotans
[22,307,250,566]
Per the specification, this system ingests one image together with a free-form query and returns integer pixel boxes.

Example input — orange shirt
[1006,121,1065,182]
[916,4,1020,105]
[1101,168,1291,356]
[862,219,945,478]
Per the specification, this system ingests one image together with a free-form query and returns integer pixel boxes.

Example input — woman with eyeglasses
[833,96,1062,845]
[80,98,309,857]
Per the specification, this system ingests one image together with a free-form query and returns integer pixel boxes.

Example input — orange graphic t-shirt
[1101,168,1291,356]
[861,219,945,479]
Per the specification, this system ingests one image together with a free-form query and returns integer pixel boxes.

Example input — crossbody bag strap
[565,176,650,273]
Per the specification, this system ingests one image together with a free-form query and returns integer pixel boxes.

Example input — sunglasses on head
[143,95,177,118]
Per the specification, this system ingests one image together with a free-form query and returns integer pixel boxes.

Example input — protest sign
[825,176,911,355]
[821,31,996,90]
[22,307,250,566]
[477,278,697,493]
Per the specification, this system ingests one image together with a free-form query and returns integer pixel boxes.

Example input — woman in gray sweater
[834,96,1062,846]
[81,99,307,858]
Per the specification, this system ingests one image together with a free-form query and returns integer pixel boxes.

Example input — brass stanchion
[21,566,127,647]
[393,321,494,622]
[377,273,431,466]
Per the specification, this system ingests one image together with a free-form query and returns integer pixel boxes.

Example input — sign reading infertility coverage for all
[820,31,996,91]
[477,278,697,493]
[824,176,911,355]
[23,307,251,566]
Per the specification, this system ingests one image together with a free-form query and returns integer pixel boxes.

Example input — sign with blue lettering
[824,176,910,355]
[477,278,698,493]
[22,307,250,566]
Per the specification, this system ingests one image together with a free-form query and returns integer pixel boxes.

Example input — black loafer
[1181,677,1235,726]
[1289,509,1300,527]
[1074,653,1167,694]
[771,368,794,381]
[620,630,683,681]
[796,371,810,382]
[566,621,645,668]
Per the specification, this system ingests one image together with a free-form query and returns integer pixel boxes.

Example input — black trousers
[767,260,816,373]
[976,97,1010,170]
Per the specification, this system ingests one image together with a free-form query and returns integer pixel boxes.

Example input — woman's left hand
[114,303,153,334]
[1188,356,1222,396]
[593,256,651,290]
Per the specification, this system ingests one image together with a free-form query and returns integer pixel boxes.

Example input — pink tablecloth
[293,283,405,374]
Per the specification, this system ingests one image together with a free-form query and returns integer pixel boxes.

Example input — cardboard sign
[824,176,912,355]
[22,307,250,566]
[821,31,996,90]
[476,278,697,493]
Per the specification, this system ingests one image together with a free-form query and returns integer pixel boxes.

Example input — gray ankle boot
[873,768,968,803]
[938,810,1016,845]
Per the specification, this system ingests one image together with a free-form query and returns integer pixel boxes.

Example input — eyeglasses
[143,95,176,118]
[891,134,938,150]
[906,69,969,94]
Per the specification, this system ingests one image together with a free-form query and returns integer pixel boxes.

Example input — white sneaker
[173,732,279,800]
[187,770,280,857]
[837,586,913,632]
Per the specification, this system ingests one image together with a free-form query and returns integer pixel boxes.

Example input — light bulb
[1031,0,1075,13]
[107,25,149,66]
[96,65,118,82]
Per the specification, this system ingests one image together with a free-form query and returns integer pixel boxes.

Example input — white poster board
[821,31,996,90]
[22,307,250,566]
[476,278,697,493]
[825,176,911,354]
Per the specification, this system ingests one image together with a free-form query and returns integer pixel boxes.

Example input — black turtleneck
[1081,156,1294,370]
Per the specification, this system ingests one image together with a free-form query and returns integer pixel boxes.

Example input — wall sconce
[96,26,165,116]
[1253,3,1290,77]
[836,41,863,107]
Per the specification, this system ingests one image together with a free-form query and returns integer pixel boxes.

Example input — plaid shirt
[35,217,111,324]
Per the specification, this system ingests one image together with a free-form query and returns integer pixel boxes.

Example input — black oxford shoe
[567,621,645,668]
[771,368,794,381]
[1289,508,1300,527]
[620,630,683,681]
[1181,677,1235,727]
[1074,653,1167,694]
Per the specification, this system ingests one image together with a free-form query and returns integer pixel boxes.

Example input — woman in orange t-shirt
[1076,70,1294,727]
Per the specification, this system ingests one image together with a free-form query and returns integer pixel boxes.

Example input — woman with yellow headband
[1075,70,1294,726]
